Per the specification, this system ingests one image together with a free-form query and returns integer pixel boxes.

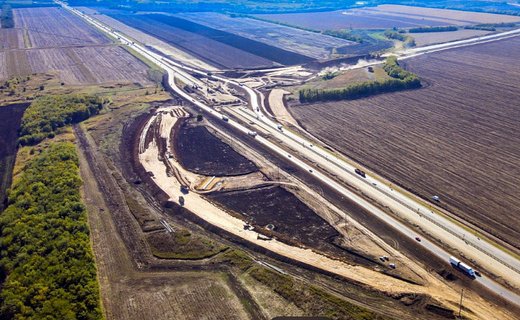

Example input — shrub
[19,94,106,146]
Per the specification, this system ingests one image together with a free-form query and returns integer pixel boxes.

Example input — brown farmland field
[14,7,108,48]
[368,5,520,25]
[174,12,355,60]
[4,50,31,78]
[410,29,492,46]
[257,5,520,31]
[0,29,24,50]
[290,37,520,249]
[0,51,6,79]
[106,12,288,69]
[1,7,152,85]
[25,46,152,85]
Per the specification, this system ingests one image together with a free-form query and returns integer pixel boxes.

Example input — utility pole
[458,289,464,319]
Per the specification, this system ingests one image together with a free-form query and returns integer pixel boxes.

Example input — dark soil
[0,103,28,211]
[175,123,258,176]
[209,186,354,260]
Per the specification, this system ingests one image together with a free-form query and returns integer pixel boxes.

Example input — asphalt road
[59,1,520,306]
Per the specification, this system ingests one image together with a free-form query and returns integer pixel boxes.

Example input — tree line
[19,95,107,146]
[464,22,517,31]
[1,4,14,28]
[0,142,103,319]
[322,29,363,43]
[299,56,421,103]
[408,26,458,33]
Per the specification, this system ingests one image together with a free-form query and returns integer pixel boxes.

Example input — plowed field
[0,7,151,85]
[14,7,108,48]
[290,37,520,249]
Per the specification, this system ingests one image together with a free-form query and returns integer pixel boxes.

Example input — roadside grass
[216,249,254,271]
[247,267,388,320]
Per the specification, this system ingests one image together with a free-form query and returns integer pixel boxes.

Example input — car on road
[475,270,482,277]
[355,168,366,178]
[415,237,421,242]
[309,169,313,173]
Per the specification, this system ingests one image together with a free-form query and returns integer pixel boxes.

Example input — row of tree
[408,26,458,33]
[322,29,363,43]
[0,4,14,28]
[464,22,516,31]
[299,56,421,103]
[0,142,103,319]
[18,94,107,146]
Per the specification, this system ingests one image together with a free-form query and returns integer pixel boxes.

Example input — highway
[58,1,520,306]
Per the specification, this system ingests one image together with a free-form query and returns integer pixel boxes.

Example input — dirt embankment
[0,103,28,210]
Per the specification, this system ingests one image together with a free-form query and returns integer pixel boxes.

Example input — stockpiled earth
[290,37,520,249]
[0,7,151,85]
[106,11,312,68]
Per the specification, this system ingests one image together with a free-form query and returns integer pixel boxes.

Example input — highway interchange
[58,1,520,307]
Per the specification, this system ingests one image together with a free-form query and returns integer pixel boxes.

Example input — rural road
[58,1,520,307]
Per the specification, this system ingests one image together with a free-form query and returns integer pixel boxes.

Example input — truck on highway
[355,168,366,178]
[450,256,476,278]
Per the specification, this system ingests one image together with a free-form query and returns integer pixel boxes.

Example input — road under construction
[58,1,520,316]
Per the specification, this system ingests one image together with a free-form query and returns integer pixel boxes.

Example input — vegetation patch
[249,267,387,320]
[215,249,253,271]
[383,29,415,47]
[19,94,106,146]
[299,56,420,103]
[147,229,228,260]
[0,142,102,319]
[321,29,363,43]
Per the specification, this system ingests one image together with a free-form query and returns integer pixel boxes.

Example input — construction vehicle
[257,234,272,241]
[450,256,476,278]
